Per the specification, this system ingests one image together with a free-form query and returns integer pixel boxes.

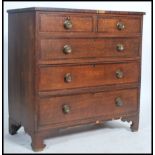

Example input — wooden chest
[7,7,145,151]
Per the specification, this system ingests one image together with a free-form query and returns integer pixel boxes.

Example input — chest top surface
[7,7,145,15]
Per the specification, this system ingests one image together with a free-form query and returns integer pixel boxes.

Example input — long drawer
[38,88,138,126]
[38,62,139,91]
[39,38,140,60]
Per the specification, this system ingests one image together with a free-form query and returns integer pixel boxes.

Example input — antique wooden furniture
[8,7,145,151]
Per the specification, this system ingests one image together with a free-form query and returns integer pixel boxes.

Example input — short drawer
[38,62,139,91]
[38,88,138,126]
[98,16,141,33]
[39,38,140,60]
[39,13,93,32]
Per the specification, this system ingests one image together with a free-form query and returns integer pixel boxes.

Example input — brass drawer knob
[62,104,70,114]
[64,73,72,83]
[117,22,125,30]
[115,97,123,107]
[63,45,72,54]
[64,18,72,29]
[116,69,124,79]
[116,44,124,51]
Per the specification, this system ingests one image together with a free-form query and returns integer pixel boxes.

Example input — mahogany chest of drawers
[8,7,145,151]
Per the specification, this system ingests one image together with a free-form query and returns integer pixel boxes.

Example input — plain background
[3,2,152,153]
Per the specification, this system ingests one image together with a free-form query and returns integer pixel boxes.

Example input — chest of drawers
[8,7,145,151]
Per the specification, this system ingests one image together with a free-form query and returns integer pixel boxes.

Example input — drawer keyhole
[92,64,96,68]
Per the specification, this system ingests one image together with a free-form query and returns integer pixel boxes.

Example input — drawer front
[39,38,140,60]
[39,13,93,32]
[38,88,138,126]
[38,62,139,91]
[98,16,141,33]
